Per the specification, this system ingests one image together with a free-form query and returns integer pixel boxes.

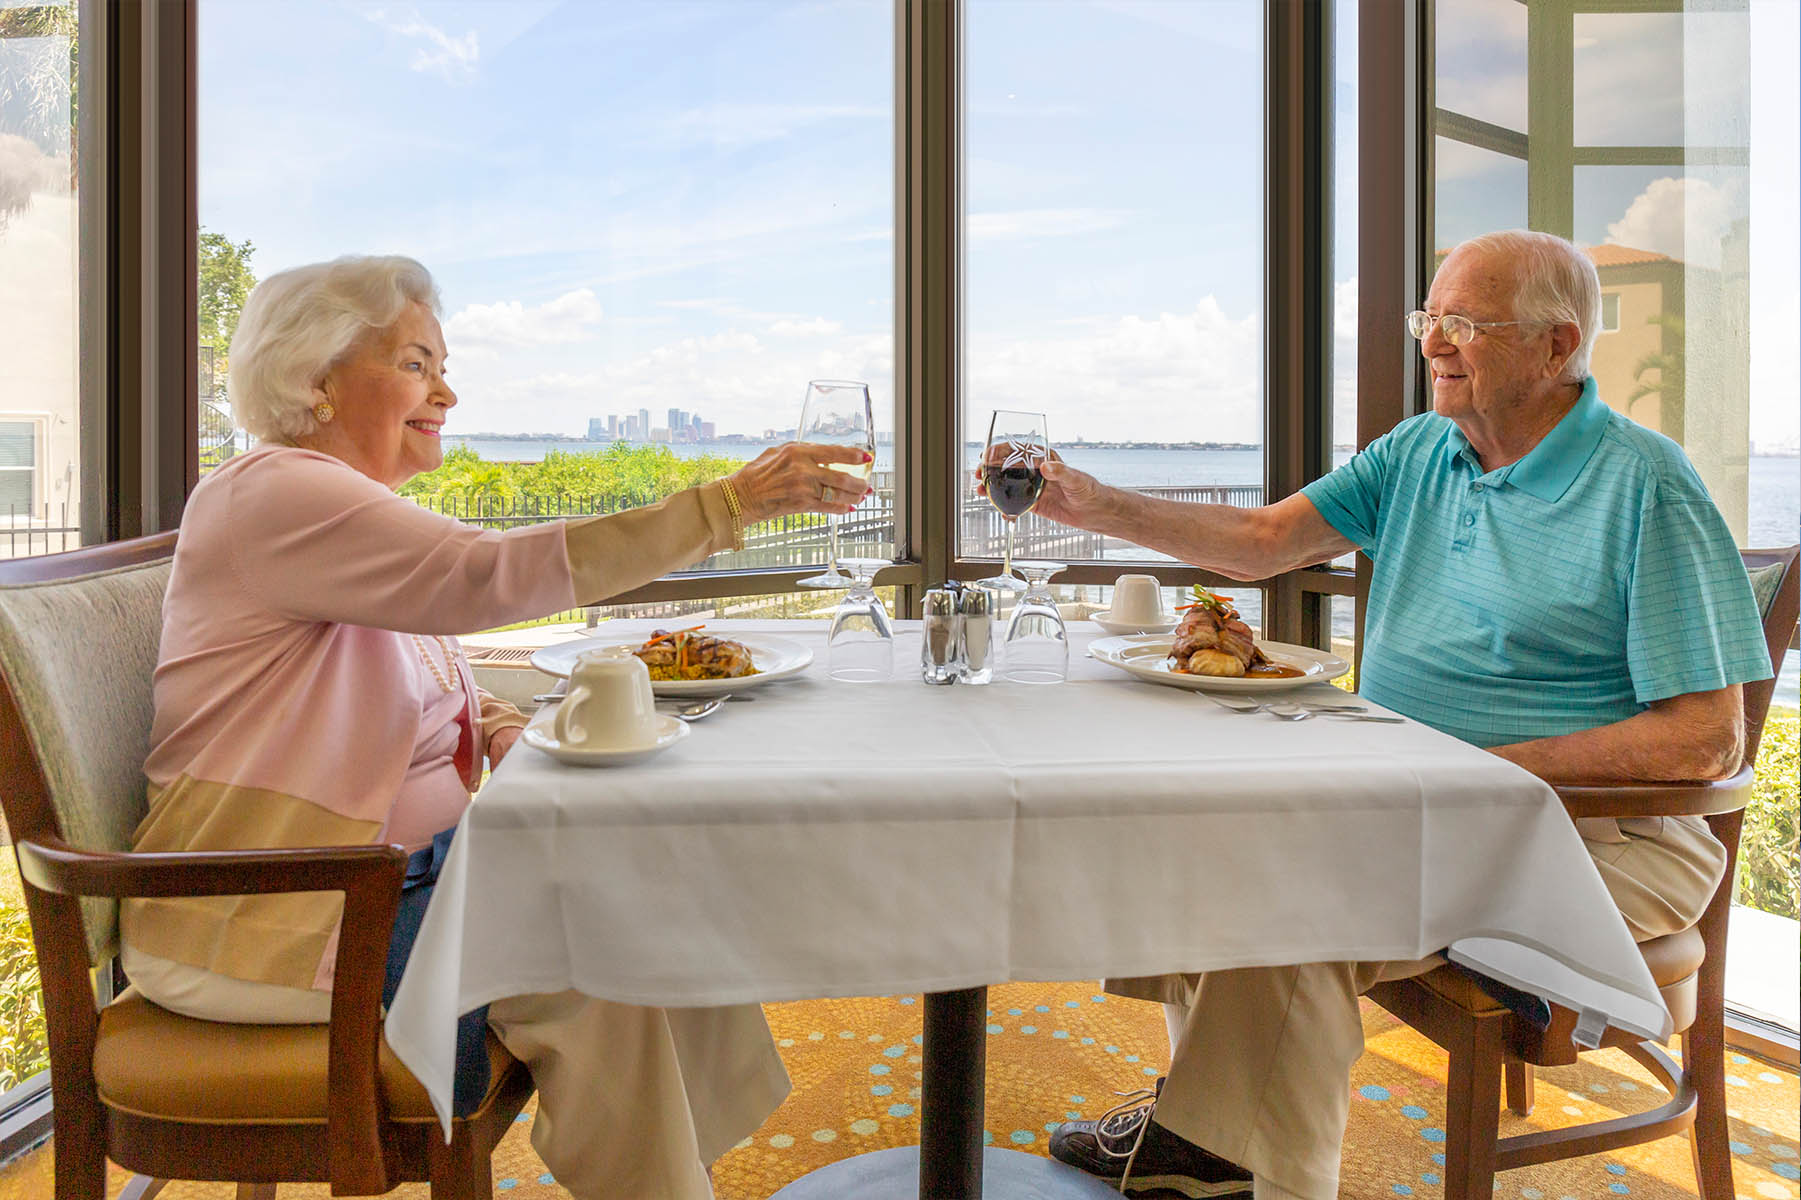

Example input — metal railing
[0,505,80,560]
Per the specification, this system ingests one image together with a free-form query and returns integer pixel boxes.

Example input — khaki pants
[1107,814,1728,1200]
[488,993,792,1200]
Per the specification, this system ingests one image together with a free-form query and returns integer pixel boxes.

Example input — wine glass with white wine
[795,380,876,588]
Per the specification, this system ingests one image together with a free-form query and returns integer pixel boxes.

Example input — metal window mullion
[1526,0,1575,239]
[1264,0,1332,648]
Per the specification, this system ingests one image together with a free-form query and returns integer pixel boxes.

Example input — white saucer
[1090,609,1179,636]
[522,714,689,767]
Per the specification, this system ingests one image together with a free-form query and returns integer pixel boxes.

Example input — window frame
[0,417,47,516]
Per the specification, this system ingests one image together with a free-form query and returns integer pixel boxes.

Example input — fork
[1265,702,1404,723]
[1199,693,1367,715]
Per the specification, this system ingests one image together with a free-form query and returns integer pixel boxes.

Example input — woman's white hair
[1456,229,1602,383]
[229,255,441,443]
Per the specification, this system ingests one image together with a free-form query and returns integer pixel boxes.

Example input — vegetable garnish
[643,623,706,648]
[1175,586,1229,613]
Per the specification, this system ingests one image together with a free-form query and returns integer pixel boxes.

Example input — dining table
[384,618,1671,1200]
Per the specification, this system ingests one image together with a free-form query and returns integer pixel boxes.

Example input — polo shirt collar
[1442,377,1608,503]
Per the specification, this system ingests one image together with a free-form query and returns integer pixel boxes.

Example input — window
[1434,0,1801,1040]
[0,419,39,512]
[196,0,894,587]
[0,0,83,1126]
[1599,291,1620,333]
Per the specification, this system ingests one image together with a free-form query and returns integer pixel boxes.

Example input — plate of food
[531,626,813,696]
[1088,588,1349,693]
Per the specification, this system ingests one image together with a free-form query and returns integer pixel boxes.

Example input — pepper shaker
[957,585,994,685]
[920,586,963,684]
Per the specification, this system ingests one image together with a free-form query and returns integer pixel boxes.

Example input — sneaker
[1047,1084,1160,1179]
[1122,1114,1253,1199]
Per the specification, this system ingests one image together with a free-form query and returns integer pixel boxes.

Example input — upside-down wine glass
[795,380,877,588]
[827,558,894,682]
[1002,561,1068,683]
[977,409,1049,593]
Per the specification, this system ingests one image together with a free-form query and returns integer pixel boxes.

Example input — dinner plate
[530,632,813,696]
[1088,634,1350,693]
[1089,609,1179,636]
[522,713,689,767]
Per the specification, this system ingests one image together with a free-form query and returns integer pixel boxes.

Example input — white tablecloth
[386,619,1669,1135]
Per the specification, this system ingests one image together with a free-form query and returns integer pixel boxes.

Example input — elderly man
[1031,230,1772,1200]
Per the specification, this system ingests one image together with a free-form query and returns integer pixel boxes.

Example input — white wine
[829,460,875,483]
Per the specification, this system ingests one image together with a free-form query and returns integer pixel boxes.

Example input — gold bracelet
[719,478,746,552]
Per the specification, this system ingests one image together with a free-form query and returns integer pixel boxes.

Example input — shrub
[400,444,747,508]
[1736,707,1799,920]
[0,899,48,1091]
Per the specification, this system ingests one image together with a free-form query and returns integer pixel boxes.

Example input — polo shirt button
[1472,483,1484,493]
[1464,513,1476,526]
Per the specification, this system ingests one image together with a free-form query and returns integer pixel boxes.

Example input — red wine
[982,463,1045,517]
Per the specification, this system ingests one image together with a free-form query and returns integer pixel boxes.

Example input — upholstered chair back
[0,553,173,965]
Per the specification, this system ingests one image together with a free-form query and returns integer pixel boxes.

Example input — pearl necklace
[412,635,460,695]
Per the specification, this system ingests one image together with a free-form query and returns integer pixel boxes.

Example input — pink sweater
[125,444,735,991]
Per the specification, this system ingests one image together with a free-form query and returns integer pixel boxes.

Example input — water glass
[1002,561,1067,684]
[828,559,894,682]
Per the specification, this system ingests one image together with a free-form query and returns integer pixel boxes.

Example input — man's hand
[488,724,524,769]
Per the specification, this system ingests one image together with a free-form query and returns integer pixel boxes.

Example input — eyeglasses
[1406,310,1532,346]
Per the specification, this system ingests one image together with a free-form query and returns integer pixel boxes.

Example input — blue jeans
[383,824,492,1117]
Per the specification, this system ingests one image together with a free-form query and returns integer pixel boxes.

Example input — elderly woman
[119,255,869,1200]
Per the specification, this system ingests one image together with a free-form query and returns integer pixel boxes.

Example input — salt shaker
[957,585,994,685]
[920,586,963,685]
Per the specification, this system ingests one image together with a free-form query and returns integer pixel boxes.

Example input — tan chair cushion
[93,991,518,1125]
[1414,923,1705,1034]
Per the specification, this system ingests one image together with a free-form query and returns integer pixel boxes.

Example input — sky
[188,0,1798,452]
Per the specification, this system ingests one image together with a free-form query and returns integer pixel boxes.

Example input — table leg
[920,987,987,1199]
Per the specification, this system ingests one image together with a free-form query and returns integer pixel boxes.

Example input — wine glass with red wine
[977,409,1049,593]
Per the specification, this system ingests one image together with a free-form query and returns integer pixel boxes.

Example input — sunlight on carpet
[1,981,1795,1200]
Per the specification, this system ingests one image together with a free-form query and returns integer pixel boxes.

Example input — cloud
[445,289,605,354]
[967,208,1129,241]
[360,7,479,81]
[1605,175,1742,268]
[769,318,843,337]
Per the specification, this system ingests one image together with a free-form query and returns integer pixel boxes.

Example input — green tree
[198,228,257,388]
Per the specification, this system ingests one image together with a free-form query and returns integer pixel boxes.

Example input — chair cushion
[1747,561,1787,619]
[1413,923,1705,1034]
[92,991,519,1124]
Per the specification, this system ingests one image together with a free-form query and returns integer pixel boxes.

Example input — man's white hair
[229,255,442,443]
[1456,229,1602,383]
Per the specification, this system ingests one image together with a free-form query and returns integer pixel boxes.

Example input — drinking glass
[795,380,876,588]
[1002,561,1067,684]
[828,558,894,682]
[977,410,1049,593]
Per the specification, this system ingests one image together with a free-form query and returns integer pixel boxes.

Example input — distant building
[587,417,607,440]
[638,409,651,441]
[606,414,618,439]
[699,421,716,440]
[622,414,640,440]
[650,427,671,444]
[668,408,685,433]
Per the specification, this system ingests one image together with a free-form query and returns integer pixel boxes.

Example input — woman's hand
[487,724,524,769]
[728,442,873,523]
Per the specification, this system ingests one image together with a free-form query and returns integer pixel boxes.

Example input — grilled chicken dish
[1168,589,1271,678]
[633,626,759,681]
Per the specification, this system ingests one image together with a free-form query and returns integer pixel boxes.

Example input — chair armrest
[1553,764,1755,820]
[15,836,407,1194]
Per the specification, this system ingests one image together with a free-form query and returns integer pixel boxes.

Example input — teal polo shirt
[1301,377,1772,748]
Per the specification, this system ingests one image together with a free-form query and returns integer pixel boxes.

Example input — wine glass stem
[1001,519,1017,579]
[827,513,843,573]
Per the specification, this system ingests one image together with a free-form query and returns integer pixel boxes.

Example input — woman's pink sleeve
[221,451,577,634]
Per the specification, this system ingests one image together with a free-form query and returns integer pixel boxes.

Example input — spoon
[672,697,727,722]
[1265,702,1404,723]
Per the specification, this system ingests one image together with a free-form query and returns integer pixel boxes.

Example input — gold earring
[313,402,335,424]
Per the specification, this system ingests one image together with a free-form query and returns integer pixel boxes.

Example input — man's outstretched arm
[1487,685,1745,786]
[1031,459,1356,581]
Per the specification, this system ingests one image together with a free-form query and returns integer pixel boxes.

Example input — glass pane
[0,0,81,562]
[962,0,1264,568]
[1331,0,1358,571]
[1435,0,1526,132]
[1573,13,1684,147]
[1433,137,1526,251]
[198,0,894,572]
[0,0,79,1102]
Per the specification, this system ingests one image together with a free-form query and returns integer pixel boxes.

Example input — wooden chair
[0,532,534,1199]
[1367,544,1800,1200]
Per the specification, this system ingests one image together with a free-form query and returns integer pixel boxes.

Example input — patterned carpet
[2,981,1795,1200]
